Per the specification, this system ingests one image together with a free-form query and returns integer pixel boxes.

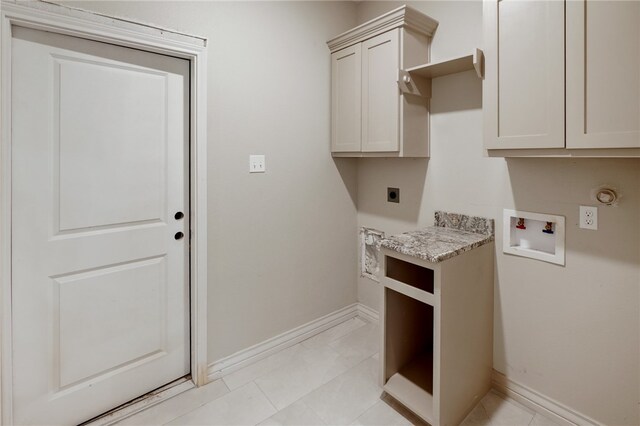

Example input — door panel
[11,27,189,425]
[484,0,565,149]
[55,56,167,231]
[362,29,400,152]
[331,45,361,152]
[567,0,640,148]
[56,256,166,388]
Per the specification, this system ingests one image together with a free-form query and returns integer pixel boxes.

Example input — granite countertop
[379,212,495,263]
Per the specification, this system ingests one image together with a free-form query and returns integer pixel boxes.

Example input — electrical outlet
[579,206,598,230]
[249,155,265,173]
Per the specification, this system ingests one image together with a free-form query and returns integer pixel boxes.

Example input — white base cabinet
[380,245,494,426]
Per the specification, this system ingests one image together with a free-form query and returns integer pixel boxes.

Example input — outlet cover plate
[579,206,598,230]
[249,155,265,173]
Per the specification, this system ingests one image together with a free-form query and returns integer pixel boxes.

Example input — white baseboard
[491,370,602,426]
[356,302,379,323]
[207,302,378,381]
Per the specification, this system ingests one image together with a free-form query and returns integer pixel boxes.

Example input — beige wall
[46,1,640,423]
[356,2,640,425]
[55,0,359,362]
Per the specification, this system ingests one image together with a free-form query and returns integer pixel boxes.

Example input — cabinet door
[362,29,400,152]
[566,1,640,149]
[483,0,565,149]
[331,44,361,152]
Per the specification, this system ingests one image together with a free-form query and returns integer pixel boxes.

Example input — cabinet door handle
[174,232,184,240]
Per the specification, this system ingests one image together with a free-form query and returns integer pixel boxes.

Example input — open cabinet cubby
[386,256,434,294]
[380,246,494,426]
[383,288,435,421]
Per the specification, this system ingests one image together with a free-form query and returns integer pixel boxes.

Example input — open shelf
[406,48,484,79]
[397,48,484,98]
[384,353,434,423]
[407,54,472,77]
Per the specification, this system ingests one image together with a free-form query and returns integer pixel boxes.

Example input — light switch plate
[249,155,265,173]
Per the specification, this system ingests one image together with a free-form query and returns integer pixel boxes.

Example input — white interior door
[11,27,190,425]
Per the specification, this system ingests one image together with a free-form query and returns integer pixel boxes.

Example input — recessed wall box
[503,209,565,266]
[387,187,400,203]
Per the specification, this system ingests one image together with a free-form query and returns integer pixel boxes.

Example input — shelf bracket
[473,48,484,79]
[397,69,431,98]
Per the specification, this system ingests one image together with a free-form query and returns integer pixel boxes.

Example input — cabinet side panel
[331,46,361,153]
[400,29,430,157]
[438,243,494,425]
[400,96,429,157]
[400,28,430,69]
[567,0,640,148]
[484,0,564,149]
[362,30,400,152]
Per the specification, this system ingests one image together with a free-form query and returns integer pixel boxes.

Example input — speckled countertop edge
[380,227,494,263]
[379,212,495,263]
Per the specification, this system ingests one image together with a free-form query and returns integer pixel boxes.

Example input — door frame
[0,2,209,424]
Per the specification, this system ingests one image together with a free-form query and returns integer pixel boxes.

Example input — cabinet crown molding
[327,5,438,53]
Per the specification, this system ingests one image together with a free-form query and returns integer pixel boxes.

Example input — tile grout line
[248,343,348,416]
[301,317,368,350]
[481,390,539,426]
[490,389,538,417]
[349,397,381,425]
[156,381,231,426]
[300,401,328,426]
[226,317,369,393]
[143,321,379,426]
[176,381,233,422]
[352,400,377,424]
[253,379,280,421]
[289,354,380,425]
[223,344,303,392]
[346,354,387,424]
[263,352,378,424]
[115,319,377,426]
[478,399,493,425]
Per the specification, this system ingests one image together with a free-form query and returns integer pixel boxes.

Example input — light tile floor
[116,317,560,426]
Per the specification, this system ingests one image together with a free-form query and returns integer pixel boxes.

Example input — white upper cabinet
[327,6,437,157]
[566,0,640,149]
[483,0,565,150]
[484,0,640,155]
